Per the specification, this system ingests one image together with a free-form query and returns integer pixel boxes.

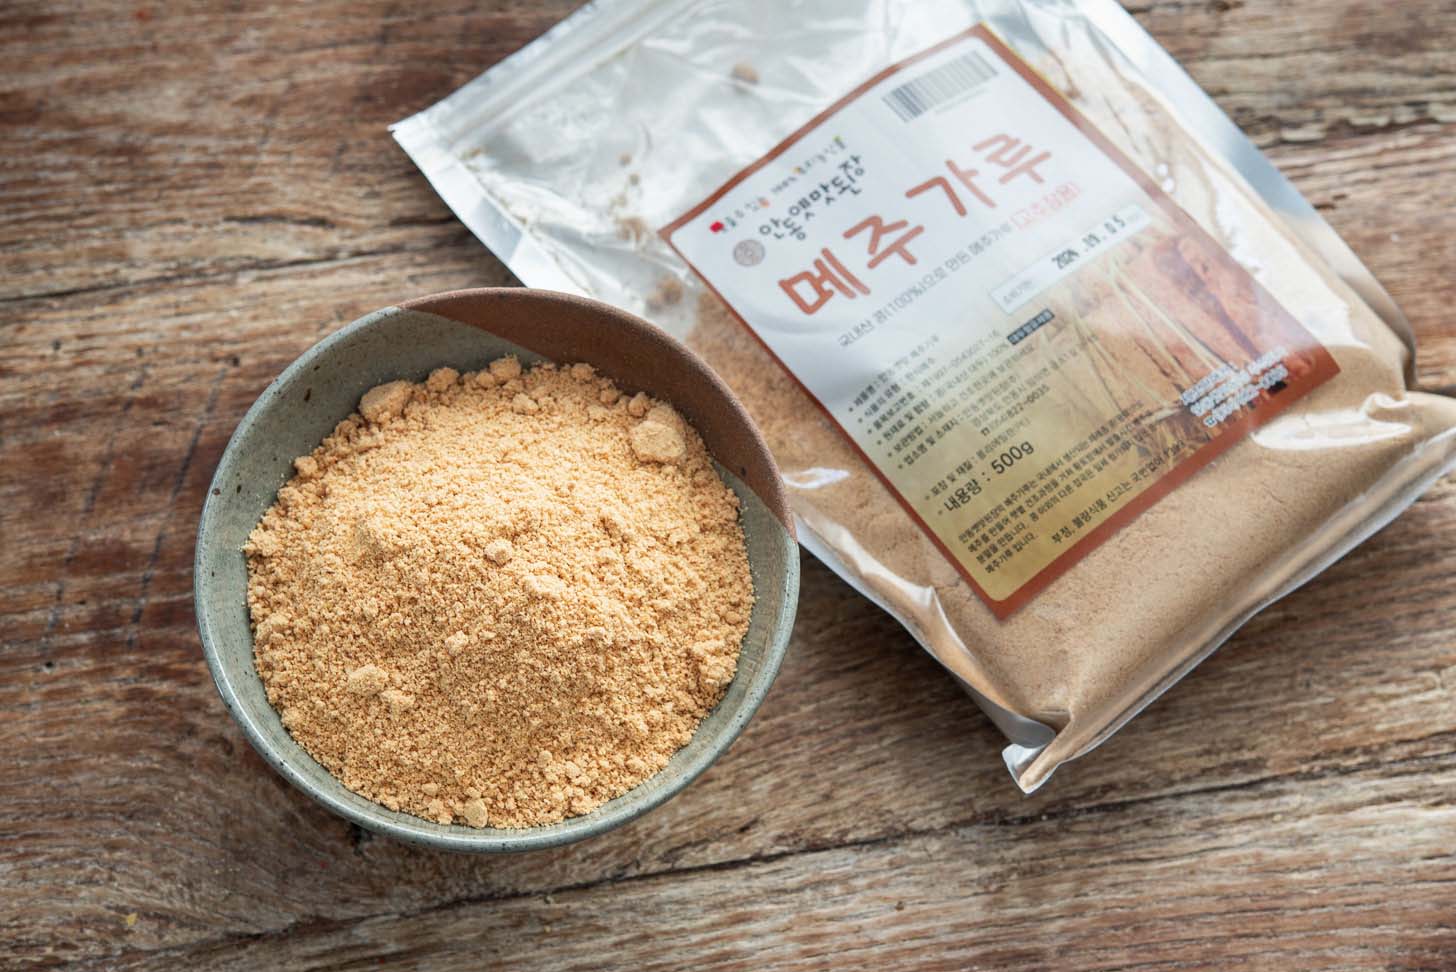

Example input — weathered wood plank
[86,757,1456,972]
[4,0,1456,968]
[0,0,577,302]
[5,301,1456,962]
[1132,0,1456,142]
[4,0,1454,311]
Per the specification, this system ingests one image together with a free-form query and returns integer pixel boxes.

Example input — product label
[663,26,1338,617]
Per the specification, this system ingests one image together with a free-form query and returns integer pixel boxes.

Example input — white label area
[665,27,1335,613]
[667,33,1151,418]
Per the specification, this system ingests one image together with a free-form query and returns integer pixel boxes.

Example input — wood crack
[125,367,226,650]
[0,235,472,308]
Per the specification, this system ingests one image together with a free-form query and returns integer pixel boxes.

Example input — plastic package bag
[393,0,1456,791]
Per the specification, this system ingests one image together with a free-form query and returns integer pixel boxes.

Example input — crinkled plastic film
[394,0,1456,791]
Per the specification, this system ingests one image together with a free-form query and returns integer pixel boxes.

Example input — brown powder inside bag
[668,37,1456,790]
[244,358,753,829]
[689,259,1456,789]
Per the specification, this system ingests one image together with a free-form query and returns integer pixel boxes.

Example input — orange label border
[661,24,1340,619]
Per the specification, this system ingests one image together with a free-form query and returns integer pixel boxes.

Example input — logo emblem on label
[733,239,766,267]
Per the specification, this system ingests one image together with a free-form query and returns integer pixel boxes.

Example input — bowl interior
[195,294,798,852]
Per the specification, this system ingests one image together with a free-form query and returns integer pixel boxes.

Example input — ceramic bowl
[194,288,799,852]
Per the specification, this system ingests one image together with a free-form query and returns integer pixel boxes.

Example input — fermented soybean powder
[394,0,1456,790]
[244,358,753,828]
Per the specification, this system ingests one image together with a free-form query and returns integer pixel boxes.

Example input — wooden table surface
[5,1,1456,968]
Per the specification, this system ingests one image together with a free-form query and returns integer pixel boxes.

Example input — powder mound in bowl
[243,357,754,829]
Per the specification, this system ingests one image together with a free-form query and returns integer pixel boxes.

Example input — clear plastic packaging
[394,0,1456,791]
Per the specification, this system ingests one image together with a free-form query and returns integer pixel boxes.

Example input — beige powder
[244,358,753,828]
[645,276,685,311]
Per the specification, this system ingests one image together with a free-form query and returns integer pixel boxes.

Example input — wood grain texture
[3,1,1456,969]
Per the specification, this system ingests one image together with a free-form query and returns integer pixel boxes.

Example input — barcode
[882,51,996,122]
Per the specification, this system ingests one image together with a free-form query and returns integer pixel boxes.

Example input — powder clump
[646,276,684,311]
[245,358,753,829]
[358,380,412,423]
[346,664,388,697]
[730,62,760,86]
[630,404,687,465]
[483,538,514,565]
